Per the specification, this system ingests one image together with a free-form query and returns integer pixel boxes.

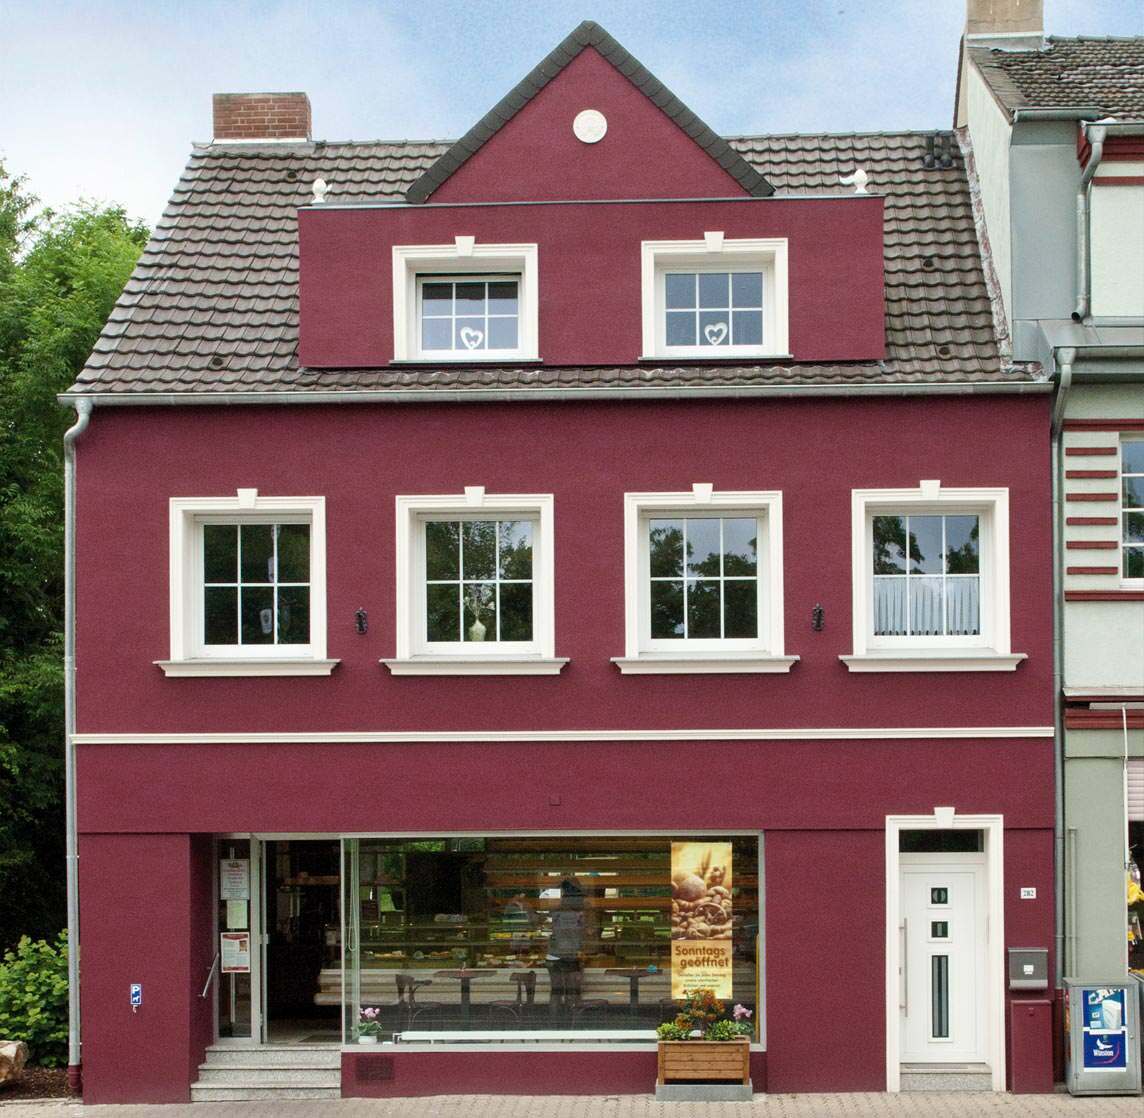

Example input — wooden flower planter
[657,1037,750,1085]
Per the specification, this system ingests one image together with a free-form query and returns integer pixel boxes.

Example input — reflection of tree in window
[424,519,533,642]
[647,517,758,640]
[872,514,979,637]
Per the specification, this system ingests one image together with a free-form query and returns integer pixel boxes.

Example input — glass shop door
[215,838,263,1040]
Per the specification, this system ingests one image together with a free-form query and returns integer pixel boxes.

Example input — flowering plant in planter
[357,1006,381,1041]
[655,990,752,1092]
[656,989,753,1040]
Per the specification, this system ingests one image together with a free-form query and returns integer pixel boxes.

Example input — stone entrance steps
[192,1043,341,1102]
[901,1062,992,1092]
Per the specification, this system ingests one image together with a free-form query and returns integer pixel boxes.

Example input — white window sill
[155,658,340,678]
[839,651,1027,673]
[382,656,569,676]
[391,356,541,365]
[639,352,793,363]
[611,653,799,675]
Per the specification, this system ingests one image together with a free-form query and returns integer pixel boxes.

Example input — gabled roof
[403,20,775,203]
[969,36,1144,119]
[67,130,1036,398]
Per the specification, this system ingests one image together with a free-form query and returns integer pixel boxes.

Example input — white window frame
[1121,438,1144,587]
[385,489,565,676]
[640,237,789,360]
[158,490,334,677]
[392,242,539,362]
[842,482,1025,673]
[612,487,796,674]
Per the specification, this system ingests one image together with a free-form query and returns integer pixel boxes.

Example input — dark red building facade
[65,22,1055,1102]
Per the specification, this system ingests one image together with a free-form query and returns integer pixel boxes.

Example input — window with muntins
[388,492,560,674]
[202,521,311,647]
[641,238,788,360]
[843,483,1024,671]
[161,492,332,676]
[419,276,520,355]
[1123,440,1144,581]
[871,514,981,637]
[647,515,760,641]
[664,270,763,350]
[424,518,534,643]
[392,243,538,362]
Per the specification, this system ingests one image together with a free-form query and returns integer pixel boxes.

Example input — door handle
[899,918,908,1014]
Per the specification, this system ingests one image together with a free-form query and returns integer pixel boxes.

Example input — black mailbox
[1009,947,1049,990]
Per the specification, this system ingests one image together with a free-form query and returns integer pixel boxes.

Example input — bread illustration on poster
[671,841,733,998]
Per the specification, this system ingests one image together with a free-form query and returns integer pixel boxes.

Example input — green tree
[0,160,148,949]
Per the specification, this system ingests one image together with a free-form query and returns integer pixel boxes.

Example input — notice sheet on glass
[220,932,251,974]
[671,841,733,999]
[219,859,249,901]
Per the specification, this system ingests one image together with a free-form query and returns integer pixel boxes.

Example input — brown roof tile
[970,36,1144,118]
[70,130,1033,398]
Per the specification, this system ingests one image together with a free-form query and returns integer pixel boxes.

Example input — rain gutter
[1050,347,1076,986]
[62,398,92,1092]
[57,380,1051,409]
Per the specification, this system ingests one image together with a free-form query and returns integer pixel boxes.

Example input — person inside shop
[545,878,586,1021]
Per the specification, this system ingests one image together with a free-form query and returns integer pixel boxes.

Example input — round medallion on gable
[572,109,608,144]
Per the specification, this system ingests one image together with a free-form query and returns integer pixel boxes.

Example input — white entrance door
[900,855,987,1063]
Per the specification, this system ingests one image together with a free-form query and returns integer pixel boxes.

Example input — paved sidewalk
[1,1094,1140,1117]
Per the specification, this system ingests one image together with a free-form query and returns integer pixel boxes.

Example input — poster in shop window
[671,841,733,999]
[220,932,251,974]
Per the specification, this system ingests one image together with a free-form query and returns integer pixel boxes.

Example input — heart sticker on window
[703,322,729,346]
[459,327,484,350]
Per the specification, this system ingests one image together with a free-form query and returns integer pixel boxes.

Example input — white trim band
[382,656,568,676]
[72,726,1055,745]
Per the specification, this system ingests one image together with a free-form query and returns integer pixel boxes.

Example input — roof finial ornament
[840,167,869,195]
[311,177,329,204]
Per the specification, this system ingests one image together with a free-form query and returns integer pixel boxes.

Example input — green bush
[656,1020,690,1041]
[0,931,68,1066]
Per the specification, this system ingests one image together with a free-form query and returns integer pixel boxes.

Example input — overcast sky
[2,0,1140,226]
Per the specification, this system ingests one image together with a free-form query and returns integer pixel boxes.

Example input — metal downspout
[63,398,92,1091]
[1051,348,1075,985]
[1072,124,1106,323]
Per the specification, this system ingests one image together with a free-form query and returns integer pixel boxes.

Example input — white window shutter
[1128,760,1144,823]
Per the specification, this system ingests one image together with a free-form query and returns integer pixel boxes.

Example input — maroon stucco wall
[76,738,1053,836]
[71,392,1054,1100]
[297,195,885,368]
[426,47,750,204]
[341,1047,768,1097]
[74,395,1052,737]
[78,834,207,1103]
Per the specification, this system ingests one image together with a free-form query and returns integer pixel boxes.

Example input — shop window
[343,834,761,1041]
[613,488,796,674]
[159,491,334,676]
[386,491,564,675]
[843,482,1026,672]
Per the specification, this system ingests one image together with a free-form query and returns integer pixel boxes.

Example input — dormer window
[392,243,538,362]
[420,277,520,355]
[641,238,789,360]
[665,270,763,350]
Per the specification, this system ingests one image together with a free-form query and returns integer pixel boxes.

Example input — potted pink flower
[357,1006,381,1044]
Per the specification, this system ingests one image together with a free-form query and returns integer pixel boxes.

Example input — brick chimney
[965,0,1043,50]
[212,92,311,142]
